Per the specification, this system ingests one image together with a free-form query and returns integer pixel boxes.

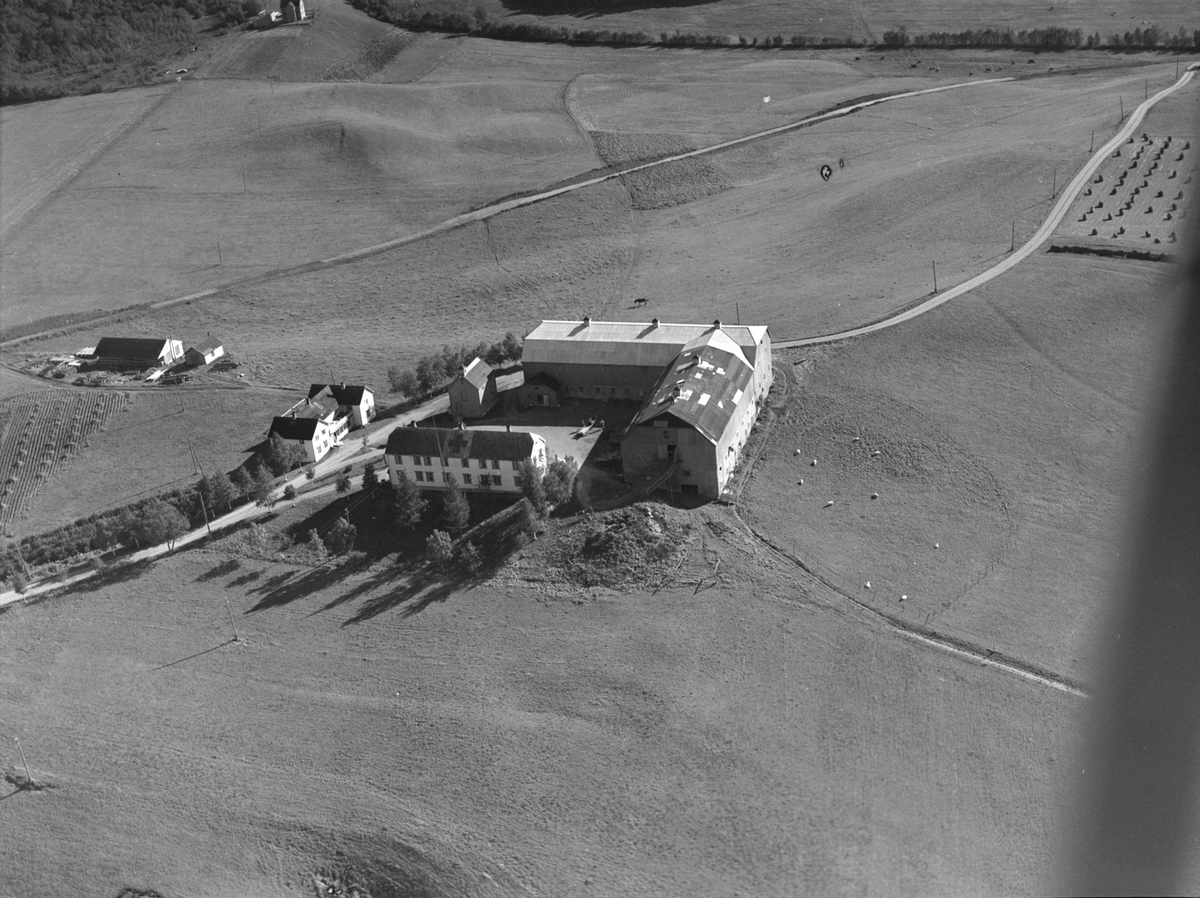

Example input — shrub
[362,462,378,491]
[516,459,548,517]
[426,529,454,568]
[543,456,579,508]
[323,516,357,556]
[283,484,297,503]
[10,571,28,594]
[457,541,481,574]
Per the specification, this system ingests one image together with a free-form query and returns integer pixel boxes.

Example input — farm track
[0,76,1017,357]
[728,362,1086,699]
[776,64,1198,349]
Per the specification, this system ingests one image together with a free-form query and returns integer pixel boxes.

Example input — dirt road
[776,64,1198,349]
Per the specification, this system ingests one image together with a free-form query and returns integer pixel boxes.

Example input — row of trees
[882,24,1200,50]
[386,333,523,399]
[346,0,861,52]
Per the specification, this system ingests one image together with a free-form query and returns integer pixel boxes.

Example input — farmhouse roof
[189,336,223,354]
[94,337,171,360]
[386,426,536,462]
[284,393,340,420]
[626,332,755,445]
[308,383,371,405]
[459,357,493,390]
[269,415,320,441]
[522,319,768,368]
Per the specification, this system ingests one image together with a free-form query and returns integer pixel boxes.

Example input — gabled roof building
[447,358,498,419]
[307,383,376,429]
[93,337,184,368]
[385,425,546,493]
[522,317,773,500]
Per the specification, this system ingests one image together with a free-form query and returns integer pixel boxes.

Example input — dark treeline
[0,0,259,104]
[882,24,1200,50]
[346,0,859,50]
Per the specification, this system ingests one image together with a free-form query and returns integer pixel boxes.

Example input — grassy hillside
[0,506,1083,896]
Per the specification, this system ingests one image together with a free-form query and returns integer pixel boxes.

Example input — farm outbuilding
[92,337,184,368]
[517,372,562,409]
[522,317,773,500]
[618,328,760,499]
[385,425,546,493]
[447,357,498,419]
[307,383,375,429]
[184,337,224,367]
[521,317,772,404]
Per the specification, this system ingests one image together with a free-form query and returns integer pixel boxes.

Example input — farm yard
[2,1,1199,895]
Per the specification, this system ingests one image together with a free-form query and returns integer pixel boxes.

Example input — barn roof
[386,426,536,462]
[284,393,340,420]
[269,416,320,441]
[625,331,755,445]
[307,383,370,405]
[522,320,768,368]
[94,337,170,359]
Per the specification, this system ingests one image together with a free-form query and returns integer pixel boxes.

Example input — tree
[542,456,579,507]
[362,462,379,491]
[426,529,454,569]
[135,499,189,551]
[248,463,275,507]
[91,517,120,556]
[441,475,470,534]
[501,331,522,361]
[389,366,420,398]
[392,472,427,529]
[457,540,481,574]
[415,356,441,394]
[116,506,140,549]
[201,470,236,511]
[263,432,303,476]
[336,471,352,494]
[230,465,254,500]
[516,458,548,517]
[323,516,357,556]
[283,484,297,504]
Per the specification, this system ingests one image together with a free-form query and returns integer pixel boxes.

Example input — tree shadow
[27,558,154,603]
[498,0,711,19]
[230,569,263,587]
[196,559,241,582]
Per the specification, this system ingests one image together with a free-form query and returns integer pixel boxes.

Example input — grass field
[0,501,1082,897]
[742,251,1177,683]
[3,4,1199,894]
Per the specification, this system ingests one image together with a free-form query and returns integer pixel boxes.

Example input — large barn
[92,337,184,368]
[522,318,773,499]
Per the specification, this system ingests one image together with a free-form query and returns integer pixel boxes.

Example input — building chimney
[583,315,591,326]
[651,317,659,328]
[713,319,722,330]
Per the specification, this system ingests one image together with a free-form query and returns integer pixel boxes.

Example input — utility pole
[736,302,741,325]
[931,260,938,293]
[14,737,30,782]
[1145,78,1148,100]
[217,241,222,266]
[1090,129,1095,153]
[1052,168,1057,199]
[197,491,212,536]
[241,171,247,194]
[1119,96,1124,122]
[1011,220,1016,252]
[225,598,239,642]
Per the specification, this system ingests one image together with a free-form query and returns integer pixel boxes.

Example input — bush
[283,484,297,503]
[362,462,379,491]
[336,472,352,494]
[543,456,579,508]
[323,516,357,556]
[10,571,28,594]
[457,541,481,574]
[426,529,454,568]
[516,458,548,517]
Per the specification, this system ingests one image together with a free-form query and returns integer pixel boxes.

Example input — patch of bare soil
[543,503,695,589]
[589,129,733,210]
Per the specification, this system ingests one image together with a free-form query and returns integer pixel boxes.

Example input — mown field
[0,499,1081,897]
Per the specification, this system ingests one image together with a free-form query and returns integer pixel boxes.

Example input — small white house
[269,393,351,463]
[385,426,546,493]
[184,336,225,367]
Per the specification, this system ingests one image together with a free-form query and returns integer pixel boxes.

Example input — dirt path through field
[775,64,1198,348]
[0,76,1015,351]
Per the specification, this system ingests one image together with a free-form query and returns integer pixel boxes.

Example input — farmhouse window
[478,458,487,468]
[414,471,424,482]
[424,456,433,466]
[463,474,472,485]
[491,459,500,469]
[443,473,452,483]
